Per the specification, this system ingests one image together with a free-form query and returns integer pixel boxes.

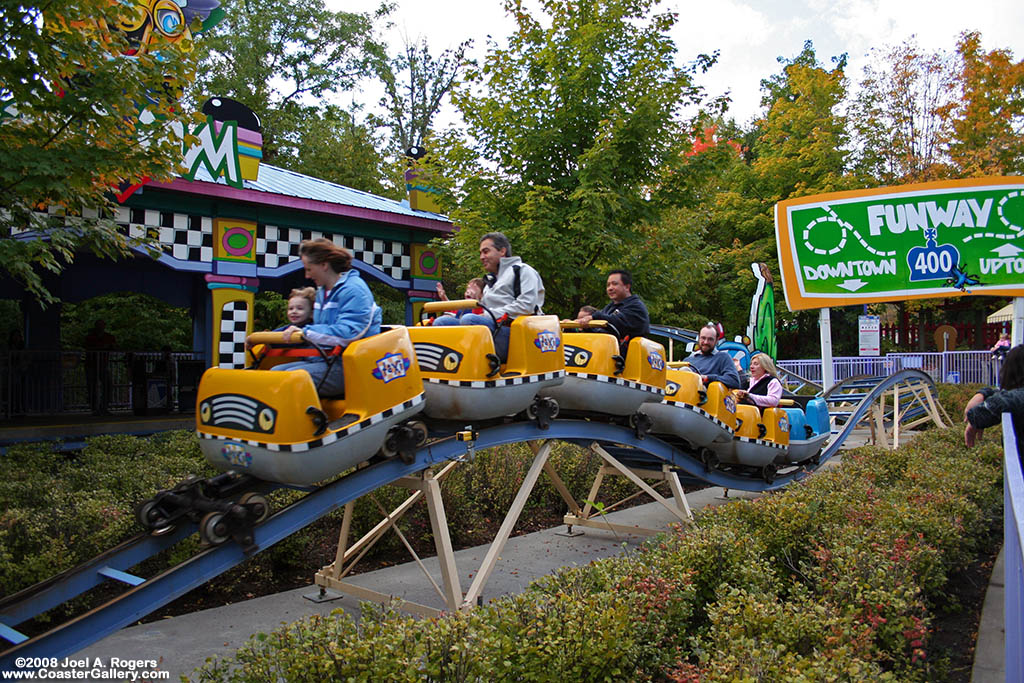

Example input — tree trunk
[898,302,908,350]
[974,307,986,350]
[917,308,928,351]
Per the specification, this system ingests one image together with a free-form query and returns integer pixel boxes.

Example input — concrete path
[972,546,1005,682]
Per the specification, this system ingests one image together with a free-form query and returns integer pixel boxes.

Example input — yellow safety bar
[558,319,608,329]
[422,299,479,314]
[247,330,305,345]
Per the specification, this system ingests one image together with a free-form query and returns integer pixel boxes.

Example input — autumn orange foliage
[685,124,743,157]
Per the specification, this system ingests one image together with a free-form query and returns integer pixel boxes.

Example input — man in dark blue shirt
[574,270,650,341]
[688,324,741,388]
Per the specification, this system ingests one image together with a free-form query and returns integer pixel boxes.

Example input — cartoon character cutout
[746,262,777,361]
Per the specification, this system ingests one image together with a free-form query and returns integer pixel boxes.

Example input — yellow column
[210,286,256,368]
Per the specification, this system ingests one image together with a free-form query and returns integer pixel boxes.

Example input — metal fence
[0,351,206,419]
[778,350,1003,387]
[1003,413,1023,682]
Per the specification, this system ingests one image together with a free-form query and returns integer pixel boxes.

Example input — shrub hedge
[194,422,1003,682]
[0,431,214,597]
[0,434,634,603]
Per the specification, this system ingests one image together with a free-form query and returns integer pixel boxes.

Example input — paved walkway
[972,546,1005,682]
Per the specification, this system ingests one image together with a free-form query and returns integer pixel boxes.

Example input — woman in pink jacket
[733,353,783,409]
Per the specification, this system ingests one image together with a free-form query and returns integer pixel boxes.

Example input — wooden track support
[459,440,554,609]
[313,440,570,614]
[560,443,693,537]
[854,377,946,448]
[311,436,698,616]
[312,461,461,617]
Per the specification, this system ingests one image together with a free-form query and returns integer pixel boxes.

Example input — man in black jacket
[965,344,1024,448]
[574,270,650,340]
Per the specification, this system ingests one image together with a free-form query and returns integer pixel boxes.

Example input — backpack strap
[512,264,541,314]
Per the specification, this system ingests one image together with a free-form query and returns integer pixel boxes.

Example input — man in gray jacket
[688,323,741,389]
[448,232,545,361]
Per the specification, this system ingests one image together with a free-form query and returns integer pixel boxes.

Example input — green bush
[935,381,986,424]
[196,558,697,682]
[689,586,893,681]
[0,434,633,611]
[0,433,214,596]
[195,423,1003,681]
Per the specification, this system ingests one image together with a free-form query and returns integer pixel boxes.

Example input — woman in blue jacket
[273,238,381,396]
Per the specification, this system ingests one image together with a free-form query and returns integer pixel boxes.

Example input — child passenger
[432,278,486,325]
[991,332,1011,359]
[271,239,382,397]
[245,287,315,349]
[277,287,315,330]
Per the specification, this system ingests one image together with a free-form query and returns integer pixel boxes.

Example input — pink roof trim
[158,177,453,233]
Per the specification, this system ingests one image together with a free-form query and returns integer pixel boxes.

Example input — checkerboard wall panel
[256,224,411,280]
[33,208,412,281]
[114,206,215,262]
[218,300,249,369]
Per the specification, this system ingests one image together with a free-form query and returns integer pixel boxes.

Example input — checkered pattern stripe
[257,225,412,280]
[426,370,565,388]
[106,208,414,279]
[661,400,735,433]
[218,301,249,369]
[199,393,426,452]
[115,207,215,262]
[13,205,82,235]
[569,372,665,396]
[736,436,787,450]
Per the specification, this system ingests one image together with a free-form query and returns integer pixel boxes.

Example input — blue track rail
[0,368,939,669]
[649,324,698,348]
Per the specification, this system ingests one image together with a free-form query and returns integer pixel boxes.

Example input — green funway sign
[774,177,1024,311]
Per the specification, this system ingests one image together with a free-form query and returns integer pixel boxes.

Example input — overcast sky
[337,0,1024,128]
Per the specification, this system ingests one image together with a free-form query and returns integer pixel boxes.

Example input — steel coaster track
[0,368,939,668]
[824,369,939,427]
[649,324,698,349]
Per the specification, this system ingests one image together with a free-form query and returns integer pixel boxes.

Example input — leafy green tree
[445,0,716,316]
[371,37,472,153]
[847,33,1021,348]
[753,44,855,355]
[637,118,747,328]
[848,38,957,184]
[940,31,1024,176]
[273,105,394,196]
[1,0,198,305]
[189,0,387,165]
[754,41,851,200]
[62,293,192,351]
[694,43,854,355]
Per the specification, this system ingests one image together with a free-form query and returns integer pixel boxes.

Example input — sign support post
[1014,297,1024,346]
[820,308,834,390]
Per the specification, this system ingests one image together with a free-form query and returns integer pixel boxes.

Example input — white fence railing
[1003,413,1023,682]
[778,350,1002,386]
